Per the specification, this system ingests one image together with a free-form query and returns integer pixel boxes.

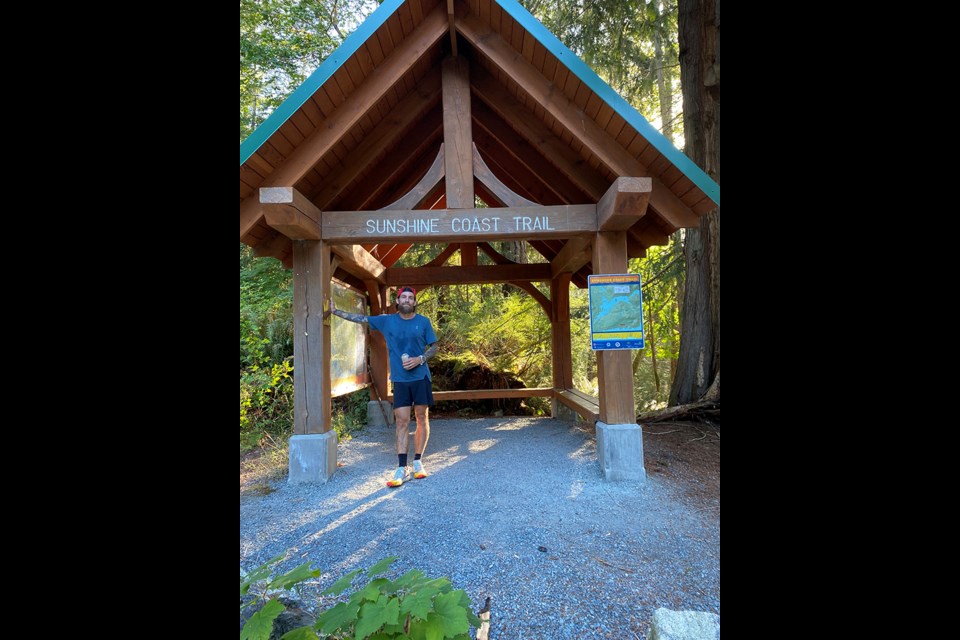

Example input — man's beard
[398,302,415,313]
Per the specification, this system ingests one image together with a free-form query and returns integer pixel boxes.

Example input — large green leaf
[353,580,385,604]
[453,590,483,628]
[421,578,451,593]
[408,617,443,640]
[241,554,284,596]
[398,585,441,620]
[354,595,400,640]
[381,621,407,635]
[322,569,363,596]
[385,569,425,593]
[241,599,285,640]
[268,562,321,591]
[315,601,360,634]
[430,592,470,637]
[366,556,397,578]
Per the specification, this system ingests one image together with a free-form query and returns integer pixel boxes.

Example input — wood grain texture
[442,56,474,207]
[292,241,331,434]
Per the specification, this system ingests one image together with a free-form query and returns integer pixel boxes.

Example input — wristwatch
[419,355,425,365]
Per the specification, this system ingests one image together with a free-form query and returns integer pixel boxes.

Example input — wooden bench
[554,388,600,423]
[385,386,599,423]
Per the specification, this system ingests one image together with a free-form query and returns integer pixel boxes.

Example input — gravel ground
[240,417,720,639]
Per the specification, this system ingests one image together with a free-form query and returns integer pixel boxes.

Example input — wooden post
[442,56,473,208]
[364,279,389,401]
[551,273,573,416]
[460,242,477,266]
[593,231,635,424]
[292,240,331,434]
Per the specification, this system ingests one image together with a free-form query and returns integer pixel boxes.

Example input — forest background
[240,0,720,451]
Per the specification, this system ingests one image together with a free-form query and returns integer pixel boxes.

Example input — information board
[331,281,369,396]
[588,274,644,350]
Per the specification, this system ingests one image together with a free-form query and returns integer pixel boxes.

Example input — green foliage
[240,0,380,141]
[315,558,482,640]
[331,389,371,441]
[520,0,682,141]
[240,556,482,640]
[630,236,684,410]
[241,360,295,451]
[241,554,322,640]
[241,245,295,450]
[241,245,293,370]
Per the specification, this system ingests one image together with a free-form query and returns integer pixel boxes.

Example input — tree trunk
[671,0,720,406]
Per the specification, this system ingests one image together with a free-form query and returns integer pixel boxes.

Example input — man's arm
[328,297,368,324]
[423,343,438,361]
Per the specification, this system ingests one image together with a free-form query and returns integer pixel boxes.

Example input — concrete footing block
[288,432,337,484]
[367,400,394,425]
[646,607,719,640]
[596,421,646,482]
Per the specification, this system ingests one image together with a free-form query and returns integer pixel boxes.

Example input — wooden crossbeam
[476,242,512,264]
[253,230,291,261]
[550,237,593,277]
[426,243,459,266]
[260,187,320,240]
[323,204,597,243]
[330,244,386,283]
[507,282,551,317]
[474,243,551,315]
[597,177,652,231]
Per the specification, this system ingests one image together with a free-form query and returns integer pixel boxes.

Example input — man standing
[330,286,438,487]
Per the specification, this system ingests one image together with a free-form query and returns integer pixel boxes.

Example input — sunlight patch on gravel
[467,438,498,453]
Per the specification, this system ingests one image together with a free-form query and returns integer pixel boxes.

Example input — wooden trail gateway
[239,0,721,483]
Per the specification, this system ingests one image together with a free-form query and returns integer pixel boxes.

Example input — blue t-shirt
[367,313,438,382]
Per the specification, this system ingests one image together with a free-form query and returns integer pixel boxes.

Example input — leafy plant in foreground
[240,554,320,640]
[315,556,482,640]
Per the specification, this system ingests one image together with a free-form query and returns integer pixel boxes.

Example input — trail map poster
[331,281,369,396]
[588,274,644,350]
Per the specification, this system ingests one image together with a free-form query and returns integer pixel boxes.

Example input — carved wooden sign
[322,205,597,242]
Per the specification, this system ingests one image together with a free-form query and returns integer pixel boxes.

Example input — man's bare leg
[412,406,430,478]
[413,406,430,454]
[394,405,412,454]
[386,405,413,487]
